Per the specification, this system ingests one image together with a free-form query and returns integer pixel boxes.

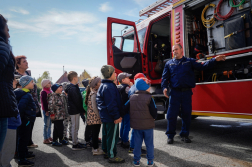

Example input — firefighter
[112,37,122,53]
[161,44,226,144]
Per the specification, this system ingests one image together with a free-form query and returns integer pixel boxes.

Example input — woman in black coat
[0,14,18,151]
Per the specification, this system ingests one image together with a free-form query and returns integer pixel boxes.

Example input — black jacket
[0,37,18,118]
[65,84,85,115]
[14,88,36,122]
[117,84,130,106]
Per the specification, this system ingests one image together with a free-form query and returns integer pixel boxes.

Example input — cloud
[8,9,106,44]
[99,2,113,12]
[124,8,139,17]
[9,8,29,15]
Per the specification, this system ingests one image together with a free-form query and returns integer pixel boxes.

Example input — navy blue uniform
[161,56,216,139]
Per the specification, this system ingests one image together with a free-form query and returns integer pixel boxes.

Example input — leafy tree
[36,71,51,89]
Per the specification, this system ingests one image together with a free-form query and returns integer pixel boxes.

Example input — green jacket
[82,90,87,117]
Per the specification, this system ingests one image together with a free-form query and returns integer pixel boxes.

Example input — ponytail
[85,85,91,106]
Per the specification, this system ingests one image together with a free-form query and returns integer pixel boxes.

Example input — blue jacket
[161,56,216,90]
[96,79,121,123]
[14,89,36,122]
[8,114,21,129]
[0,37,18,118]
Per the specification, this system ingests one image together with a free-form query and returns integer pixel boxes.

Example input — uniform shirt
[161,56,216,90]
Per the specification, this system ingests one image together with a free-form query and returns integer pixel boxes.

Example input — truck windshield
[138,28,147,51]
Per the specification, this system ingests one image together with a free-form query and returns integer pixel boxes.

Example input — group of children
[97,65,157,166]
[0,65,157,167]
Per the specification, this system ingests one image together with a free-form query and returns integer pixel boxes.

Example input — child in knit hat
[14,76,36,166]
[48,84,68,146]
[123,78,157,166]
[40,79,53,144]
[96,65,125,163]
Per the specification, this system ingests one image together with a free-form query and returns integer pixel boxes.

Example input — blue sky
[1,0,155,82]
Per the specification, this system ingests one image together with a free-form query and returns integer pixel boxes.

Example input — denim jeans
[43,110,52,140]
[134,129,154,161]
[120,114,130,143]
[0,118,8,152]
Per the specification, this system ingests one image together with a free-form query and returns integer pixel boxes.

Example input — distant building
[56,71,69,84]
[55,70,91,86]
[79,70,91,87]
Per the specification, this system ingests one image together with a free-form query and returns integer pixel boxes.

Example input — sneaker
[147,160,154,166]
[129,147,134,153]
[18,159,34,167]
[27,151,33,155]
[108,157,125,163]
[48,137,53,142]
[60,139,69,145]
[72,144,86,150]
[181,136,191,143]
[27,144,38,148]
[26,153,35,159]
[92,148,104,155]
[121,141,130,148]
[63,137,69,141]
[104,153,109,159]
[167,138,174,144]
[52,141,62,147]
[78,143,87,148]
[117,138,122,145]
[133,160,140,166]
[43,139,51,144]
[86,142,93,148]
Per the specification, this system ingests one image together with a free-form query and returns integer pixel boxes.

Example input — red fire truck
[107,0,252,120]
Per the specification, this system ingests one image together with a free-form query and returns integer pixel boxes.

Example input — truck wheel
[191,115,198,120]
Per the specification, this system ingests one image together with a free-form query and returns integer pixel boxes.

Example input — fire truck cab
[107,0,252,120]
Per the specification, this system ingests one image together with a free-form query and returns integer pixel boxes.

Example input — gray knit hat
[101,65,115,79]
[19,75,33,88]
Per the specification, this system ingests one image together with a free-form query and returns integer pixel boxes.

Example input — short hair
[67,71,78,82]
[15,55,27,69]
[173,43,182,49]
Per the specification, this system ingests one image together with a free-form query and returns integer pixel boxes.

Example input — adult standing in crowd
[0,14,18,151]
[161,44,226,144]
[15,55,40,148]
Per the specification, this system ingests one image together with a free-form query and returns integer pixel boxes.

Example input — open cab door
[107,17,143,78]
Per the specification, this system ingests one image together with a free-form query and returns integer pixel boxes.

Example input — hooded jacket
[48,93,66,120]
[0,37,18,118]
[14,88,36,122]
[96,79,121,123]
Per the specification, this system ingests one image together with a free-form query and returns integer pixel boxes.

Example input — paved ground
[11,116,252,167]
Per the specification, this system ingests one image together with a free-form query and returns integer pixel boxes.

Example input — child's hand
[50,115,55,120]
[46,111,50,116]
[114,117,122,124]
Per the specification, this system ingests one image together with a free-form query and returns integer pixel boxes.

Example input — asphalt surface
[10,116,252,167]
